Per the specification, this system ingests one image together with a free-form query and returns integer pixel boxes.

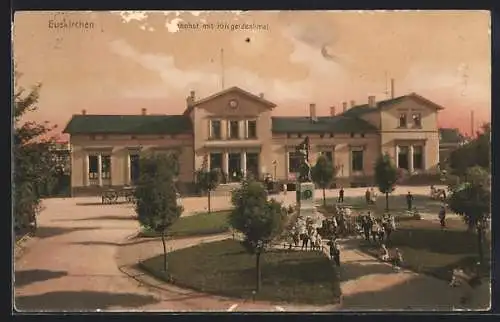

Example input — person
[371,220,380,243]
[377,223,386,243]
[392,248,404,271]
[380,244,390,261]
[332,240,341,266]
[316,233,323,251]
[301,233,310,250]
[430,185,436,199]
[338,187,344,203]
[365,188,371,205]
[293,231,300,247]
[406,191,414,211]
[438,206,446,229]
[370,187,376,203]
[283,183,288,195]
[310,232,317,251]
[362,214,371,241]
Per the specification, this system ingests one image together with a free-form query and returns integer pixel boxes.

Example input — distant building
[63,86,444,195]
[438,128,467,163]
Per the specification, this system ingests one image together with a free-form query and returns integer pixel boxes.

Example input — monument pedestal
[296,182,323,224]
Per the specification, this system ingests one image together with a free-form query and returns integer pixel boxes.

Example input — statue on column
[296,136,312,182]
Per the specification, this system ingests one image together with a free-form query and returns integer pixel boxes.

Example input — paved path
[15,185,482,312]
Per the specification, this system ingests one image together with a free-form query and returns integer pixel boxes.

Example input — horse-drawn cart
[101,186,136,204]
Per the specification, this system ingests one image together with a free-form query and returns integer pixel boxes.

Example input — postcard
[12,10,491,312]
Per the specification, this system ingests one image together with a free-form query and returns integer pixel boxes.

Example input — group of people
[355,211,397,244]
[289,216,324,251]
[379,244,404,270]
[365,187,377,205]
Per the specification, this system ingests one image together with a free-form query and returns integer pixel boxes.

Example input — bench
[101,187,136,204]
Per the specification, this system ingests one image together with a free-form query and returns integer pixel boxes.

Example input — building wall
[379,98,440,170]
[270,133,379,181]
[189,91,274,175]
[70,134,194,191]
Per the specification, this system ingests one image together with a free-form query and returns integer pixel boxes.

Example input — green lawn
[139,211,231,238]
[139,239,341,305]
[358,219,491,281]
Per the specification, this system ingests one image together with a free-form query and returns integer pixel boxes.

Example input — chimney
[390,78,395,99]
[259,93,264,98]
[330,106,336,116]
[342,102,348,112]
[368,96,376,108]
[186,90,196,107]
[350,100,356,108]
[141,108,147,115]
[81,109,87,115]
[309,103,317,122]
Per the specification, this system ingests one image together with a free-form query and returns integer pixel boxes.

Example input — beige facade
[63,87,444,195]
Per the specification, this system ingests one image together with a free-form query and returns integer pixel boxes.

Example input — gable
[192,87,276,117]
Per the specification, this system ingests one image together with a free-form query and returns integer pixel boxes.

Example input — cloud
[108,39,312,101]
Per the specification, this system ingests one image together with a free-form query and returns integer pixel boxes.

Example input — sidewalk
[334,237,473,311]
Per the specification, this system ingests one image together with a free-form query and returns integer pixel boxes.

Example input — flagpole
[220,48,225,90]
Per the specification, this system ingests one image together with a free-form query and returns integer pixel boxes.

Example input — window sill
[397,126,408,129]
[411,126,423,129]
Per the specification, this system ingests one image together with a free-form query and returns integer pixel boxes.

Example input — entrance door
[228,153,242,182]
[130,154,140,184]
[246,153,259,180]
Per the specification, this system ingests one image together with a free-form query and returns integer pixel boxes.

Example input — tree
[447,166,491,264]
[14,70,59,233]
[134,153,183,272]
[229,179,287,292]
[448,123,490,176]
[374,153,398,211]
[311,154,336,206]
[195,157,221,213]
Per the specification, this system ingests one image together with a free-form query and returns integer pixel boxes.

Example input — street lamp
[272,160,277,181]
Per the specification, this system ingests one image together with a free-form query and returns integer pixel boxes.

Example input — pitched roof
[272,116,379,134]
[340,93,445,117]
[184,86,276,115]
[62,115,192,135]
[439,128,466,144]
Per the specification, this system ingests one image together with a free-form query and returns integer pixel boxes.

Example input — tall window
[412,113,422,127]
[399,113,407,128]
[246,120,257,139]
[398,146,409,169]
[351,150,364,172]
[130,154,140,184]
[101,155,111,179]
[209,153,223,171]
[413,146,424,170]
[229,120,240,139]
[89,155,98,179]
[209,120,221,139]
[288,151,302,174]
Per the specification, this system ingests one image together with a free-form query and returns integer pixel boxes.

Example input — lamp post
[272,160,277,181]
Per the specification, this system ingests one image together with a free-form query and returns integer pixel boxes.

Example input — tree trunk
[322,188,326,207]
[207,190,211,214]
[385,192,389,211]
[161,230,168,272]
[477,225,484,265]
[255,252,262,292]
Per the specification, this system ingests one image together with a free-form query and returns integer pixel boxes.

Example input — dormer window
[399,113,407,128]
[412,113,422,128]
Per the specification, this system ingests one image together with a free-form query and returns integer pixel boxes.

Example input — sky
[13,10,491,140]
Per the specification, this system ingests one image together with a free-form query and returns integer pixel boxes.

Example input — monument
[294,137,323,226]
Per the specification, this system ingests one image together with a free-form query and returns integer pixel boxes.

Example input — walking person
[406,191,414,212]
[332,240,341,266]
[338,187,344,203]
[438,205,447,229]
[365,188,371,205]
